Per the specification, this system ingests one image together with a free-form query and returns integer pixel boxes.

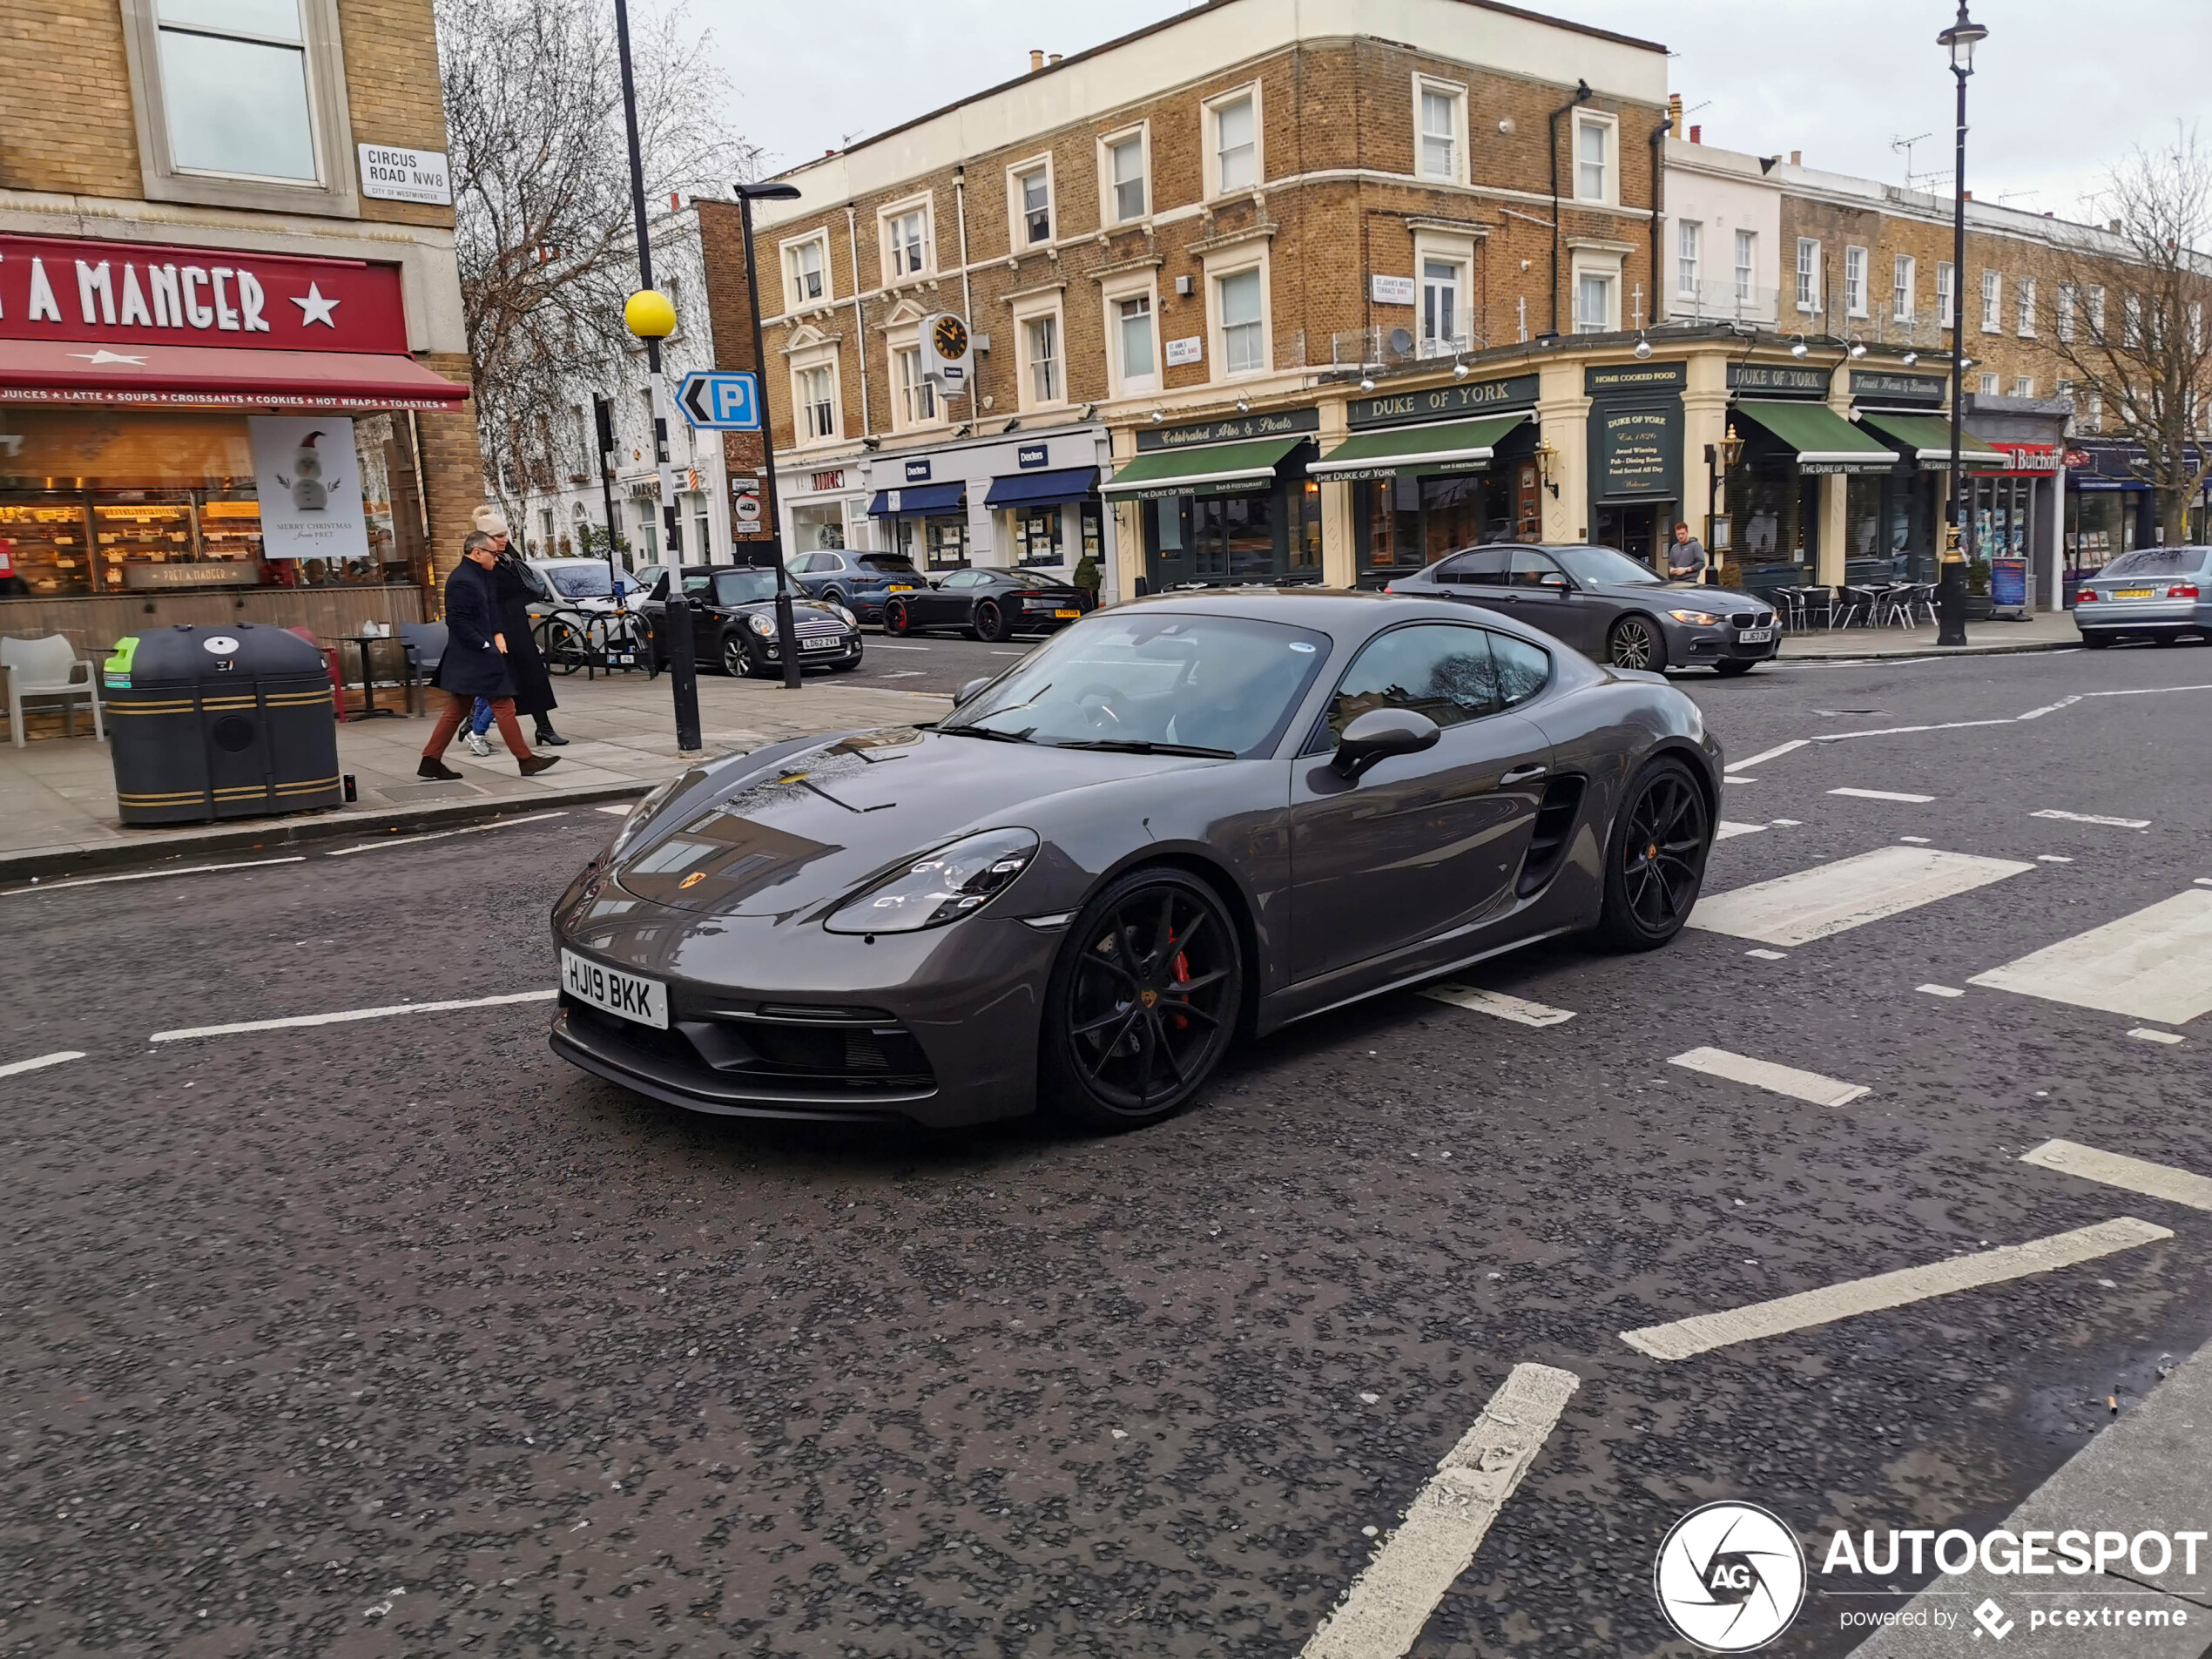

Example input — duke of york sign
[0,233,409,354]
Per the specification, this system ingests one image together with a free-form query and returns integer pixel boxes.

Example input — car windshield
[857,555,919,573]
[706,570,780,605]
[1552,545,1663,587]
[941,612,1332,758]
[2099,549,2206,578]
[538,561,613,598]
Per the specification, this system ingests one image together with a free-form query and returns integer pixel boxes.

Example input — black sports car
[1385,543,1780,676]
[638,564,862,678]
[551,589,1722,1131]
[882,566,1094,642]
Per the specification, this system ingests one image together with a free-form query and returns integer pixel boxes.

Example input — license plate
[1054,607,1081,618]
[1738,627,1773,644]
[802,634,841,651]
[560,948,667,1029]
[887,584,915,592]
[2114,588,2155,599]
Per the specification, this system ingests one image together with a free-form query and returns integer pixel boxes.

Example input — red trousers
[423,689,532,759]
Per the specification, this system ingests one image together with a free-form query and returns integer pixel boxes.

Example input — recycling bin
[103,624,342,825]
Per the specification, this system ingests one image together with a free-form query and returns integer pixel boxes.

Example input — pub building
[1308,373,1544,587]
[1098,408,1324,590]
[857,424,1114,577]
[1581,362,1689,565]
[1721,362,1899,586]
[0,231,469,650]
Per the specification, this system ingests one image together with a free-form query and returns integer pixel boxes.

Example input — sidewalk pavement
[0,671,952,881]
[1777,609,2080,660]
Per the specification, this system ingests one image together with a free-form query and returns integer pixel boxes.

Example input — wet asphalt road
[839,631,1037,697]
[4,640,2211,1658]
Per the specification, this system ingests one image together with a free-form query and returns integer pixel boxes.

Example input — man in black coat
[419,533,560,779]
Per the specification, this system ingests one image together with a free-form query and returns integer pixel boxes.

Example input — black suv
[786,550,930,624]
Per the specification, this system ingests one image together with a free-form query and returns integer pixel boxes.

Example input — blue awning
[981,466,1099,509]
[866,482,966,517]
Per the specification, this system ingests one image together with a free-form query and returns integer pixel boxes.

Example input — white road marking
[1898,835,1932,844]
[152,989,557,1043]
[867,643,933,651]
[1812,718,2014,743]
[1724,739,1807,772]
[1715,820,1766,840]
[1769,818,1803,826]
[2130,1028,2187,1046]
[1829,787,1935,803]
[0,1049,86,1079]
[325,812,567,856]
[2015,695,2084,721]
[1689,846,2033,947]
[2198,879,2212,888]
[1618,1217,2172,1362]
[1418,984,1575,1027]
[988,650,1026,657]
[1723,776,1755,784]
[2084,683,2212,698]
[1917,984,1965,998]
[1669,1046,1869,1107]
[872,671,927,678]
[2030,808,2150,829]
[2040,855,2075,864]
[595,803,634,815]
[1298,1363,1579,1659]
[2021,1140,2212,1211]
[2,855,306,897]
[1745,948,1788,961]
[1968,892,2212,1026]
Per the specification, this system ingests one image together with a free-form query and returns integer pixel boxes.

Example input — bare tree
[435,0,757,547]
[2048,125,2212,545]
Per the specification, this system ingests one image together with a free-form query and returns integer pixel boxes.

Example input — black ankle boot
[534,725,570,747]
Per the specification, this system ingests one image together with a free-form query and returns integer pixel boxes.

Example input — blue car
[786,550,931,624]
[2074,546,2212,647]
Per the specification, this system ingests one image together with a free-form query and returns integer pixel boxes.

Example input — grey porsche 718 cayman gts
[551,589,1723,1131]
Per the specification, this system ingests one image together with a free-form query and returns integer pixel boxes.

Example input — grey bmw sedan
[550,589,1723,1132]
[2074,546,2212,647]
[1385,543,1782,675]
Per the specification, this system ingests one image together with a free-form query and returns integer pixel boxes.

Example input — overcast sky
[715,0,2211,223]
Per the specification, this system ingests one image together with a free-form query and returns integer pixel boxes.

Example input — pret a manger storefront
[0,232,469,651]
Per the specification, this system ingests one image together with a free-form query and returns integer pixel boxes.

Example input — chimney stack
[1028,48,1044,71]
[1049,52,1062,64]
[1789,150,1802,166]
[1668,92,1683,132]
[1689,125,1702,145]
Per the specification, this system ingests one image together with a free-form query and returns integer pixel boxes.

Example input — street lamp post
[612,0,700,751]
[732,180,805,690]
[1936,1,1987,649]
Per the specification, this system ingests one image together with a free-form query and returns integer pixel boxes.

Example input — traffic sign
[674,370,761,430]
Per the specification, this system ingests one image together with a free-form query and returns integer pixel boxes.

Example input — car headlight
[824,828,1040,934]
[1667,608,1722,626]
[747,613,775,637]
[832,604,857,627]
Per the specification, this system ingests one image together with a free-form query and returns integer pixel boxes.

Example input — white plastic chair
[1,634,104,745]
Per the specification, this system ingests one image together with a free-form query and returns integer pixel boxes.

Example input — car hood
[610,726,1218,919]
[1594,581,1769,613]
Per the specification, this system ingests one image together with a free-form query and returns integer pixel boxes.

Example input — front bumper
[759,632,863,669]
[550,880,1061,1129]
[1670,623,1782,667]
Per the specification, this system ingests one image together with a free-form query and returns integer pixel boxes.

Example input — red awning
[0,337,469,410]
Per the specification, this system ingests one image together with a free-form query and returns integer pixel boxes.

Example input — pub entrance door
[1593,501,1668,570]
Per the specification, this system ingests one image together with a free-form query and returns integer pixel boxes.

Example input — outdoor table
[331,635,403,719]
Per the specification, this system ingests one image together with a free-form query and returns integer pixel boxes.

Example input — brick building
[0,0,482,649]
[732,0,1673,597]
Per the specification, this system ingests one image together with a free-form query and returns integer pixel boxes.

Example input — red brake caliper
[1170,932,1190,1030]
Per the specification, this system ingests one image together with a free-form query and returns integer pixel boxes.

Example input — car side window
[1439,549,1511,587]
[943,570,983,589]
[1488,632,1551,707]
[1508,550,1563,589]
[1324,624,1501,741]
[682,574,712,597]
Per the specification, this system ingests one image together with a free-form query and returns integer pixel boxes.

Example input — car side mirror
[1539,571,1571,593]
[955,676,993,705]
[1331,708,1440,780]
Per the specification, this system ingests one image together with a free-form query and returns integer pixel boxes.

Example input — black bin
[103,624,342,825]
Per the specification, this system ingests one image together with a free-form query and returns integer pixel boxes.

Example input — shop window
[1105,130,1148,223]
[1893,255,1915,322]
[926,516,968,570]
[791,502,846,551]
[1014,505,1062,565]
[1676,220,1700,300]
[1080,502,1103,565]
[1217,267,1265,374]
[124,0,356,217]
[1358,473,1506,575]
[783,234,829,310]
[1294,480,1321,573]
[1211,92,1258,195]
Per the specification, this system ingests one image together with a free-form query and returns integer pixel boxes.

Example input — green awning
[1855,411,2007,469]
[1733,399,1898,475]
[1099,436,1305,500]
[1307,413,1532,482]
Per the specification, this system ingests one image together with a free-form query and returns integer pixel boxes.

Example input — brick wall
[415,352,484,588]
[0,0,142,195]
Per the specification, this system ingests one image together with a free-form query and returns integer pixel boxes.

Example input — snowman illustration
[275,429,334,512]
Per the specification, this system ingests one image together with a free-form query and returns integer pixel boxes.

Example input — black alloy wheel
[1596,756,1710,951]
[974,600,1008,643]
[1042,868,1243,1130]
[884,599,913,637]
[719,630,760,678]
[1607,615,1666,672]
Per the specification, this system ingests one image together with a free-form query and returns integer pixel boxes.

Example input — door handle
[1501,764,1548,785]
